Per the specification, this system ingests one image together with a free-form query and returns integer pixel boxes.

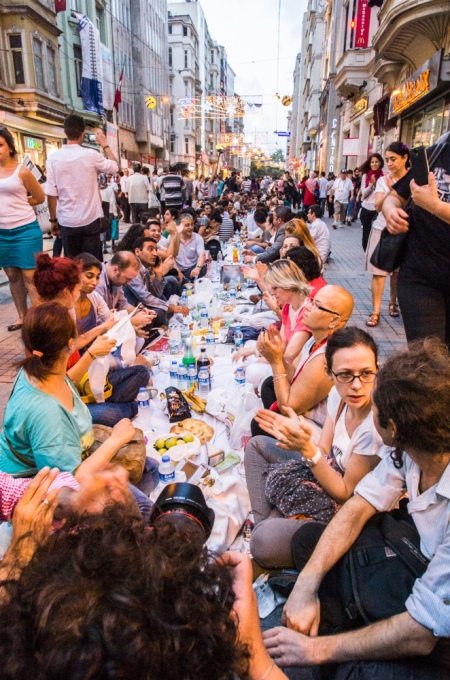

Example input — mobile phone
[410,146,430,186]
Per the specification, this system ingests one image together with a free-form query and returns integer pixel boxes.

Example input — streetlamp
[214,143,223,177]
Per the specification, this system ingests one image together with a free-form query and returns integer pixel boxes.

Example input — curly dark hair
[114,223,147,252]
[373,338,450,468]
[0,506,250,680]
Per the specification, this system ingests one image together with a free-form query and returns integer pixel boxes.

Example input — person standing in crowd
[283,171,296,206]
[326,172,336,218]
[299,171,318,211]
[365,142,409,327]
[383,132,450,347]
[331,169,353,229]
[351,166,362,221]
[242,176,252,193]
[306,205,331,264]
[318,171,329,214]
[182,170,193,206]
[127,164,149,224]
[218,199,235,240]
[0,126,45,332]
[358,153,384,250]
[117,170,130,223]
[159,166,184,214]
[45,114,118,259]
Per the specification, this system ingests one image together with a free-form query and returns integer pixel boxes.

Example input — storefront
[0,111,64,170]
[389,50,450,147]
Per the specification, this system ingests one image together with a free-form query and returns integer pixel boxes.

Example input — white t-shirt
[371,176,389,230]
[332,177,353,203]
[318,176,329,198]
[45,145,118,227]
[127,173,150,204]
[327,387,383,473]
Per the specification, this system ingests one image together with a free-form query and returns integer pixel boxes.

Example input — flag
[55,0,66,12]
[113,68,124,110]
[77,14,103,116]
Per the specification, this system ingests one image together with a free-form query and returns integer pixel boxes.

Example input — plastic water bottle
[206,328,216,358]
[200,306,209,329]
[235,365,246,389]
[177,364,189,391]
[198,366,210,397]
[134,387,150,429]
[234,325,244,348]
[180,288,188,307]
[137,387,150,407]
[188,364,198,390]
[170,359,179,387]
[158,455,175,485]
[229,284,237,305]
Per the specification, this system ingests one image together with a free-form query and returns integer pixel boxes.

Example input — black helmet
[150,483,215,539]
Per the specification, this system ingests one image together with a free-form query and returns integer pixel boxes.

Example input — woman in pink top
[0,126,45,330]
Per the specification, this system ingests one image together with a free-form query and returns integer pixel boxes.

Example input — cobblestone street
[0,220,407,422]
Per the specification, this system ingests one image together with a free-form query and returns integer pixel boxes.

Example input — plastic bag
[229,389,261,450]
[106,310,137,365]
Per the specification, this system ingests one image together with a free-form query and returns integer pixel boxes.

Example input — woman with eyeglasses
[244,327,383,568]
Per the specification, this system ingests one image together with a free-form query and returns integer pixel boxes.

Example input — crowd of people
[0,113,448,679]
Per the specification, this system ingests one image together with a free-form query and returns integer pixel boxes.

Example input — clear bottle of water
[177,364,189,392]
[234,325,244,348]
[234,365,246,389]
[170,359,179,387]
[198,366,210,397]
[180,288,188,307]
[200,306,209,329]
[134,387,150,429]
[158,455,175,485]
[229,284,237,305]
[188,364,198,391]
[206,328,216,358]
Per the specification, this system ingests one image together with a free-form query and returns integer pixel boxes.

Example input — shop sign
[351,96,368,119]
[389,50,442,118]
[24,136,43,152]
[355,0,371,49]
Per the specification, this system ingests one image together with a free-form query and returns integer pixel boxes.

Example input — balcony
[335,48,373,98]
[372,0,450,84]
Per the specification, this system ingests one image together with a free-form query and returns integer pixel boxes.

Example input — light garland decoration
[178,95,246,120]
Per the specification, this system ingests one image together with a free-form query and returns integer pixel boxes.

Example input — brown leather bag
[86,425,147,485]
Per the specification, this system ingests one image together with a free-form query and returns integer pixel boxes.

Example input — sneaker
[332,223,337,230]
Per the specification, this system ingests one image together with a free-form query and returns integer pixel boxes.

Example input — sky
[199,0,307,155]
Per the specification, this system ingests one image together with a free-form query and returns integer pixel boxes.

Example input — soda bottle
[196,347,211,374]
[158,455,175,485]
[182,336,196,368]
[232,244,239,264]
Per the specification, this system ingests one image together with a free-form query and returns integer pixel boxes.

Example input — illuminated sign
[351,96,368,119]
[24,136,43,151]
[355,0,371,49]
[389,51,441,118]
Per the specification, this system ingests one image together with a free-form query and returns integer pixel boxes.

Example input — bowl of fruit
[147,431,201,462]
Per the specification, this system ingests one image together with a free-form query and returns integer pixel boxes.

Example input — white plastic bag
[229,389,261,450]
[106,310,137,365]
[87,355,110,403]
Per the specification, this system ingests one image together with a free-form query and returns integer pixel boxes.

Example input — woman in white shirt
[245,326,383,567]
[0,126,45,331]
[364,142,410,327]
[358,153,384,251]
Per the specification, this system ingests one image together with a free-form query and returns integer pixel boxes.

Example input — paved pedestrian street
[0,220,406,422]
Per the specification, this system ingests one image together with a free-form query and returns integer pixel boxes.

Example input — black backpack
[338,506,429,625]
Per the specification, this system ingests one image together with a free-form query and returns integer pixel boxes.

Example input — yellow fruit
[183,434,194,443]
[165,437,178,449]
[158,448,167,455]
[155,438,166,450]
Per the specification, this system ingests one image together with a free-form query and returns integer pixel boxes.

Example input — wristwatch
[49,218,58,223]
[303,448,323,468]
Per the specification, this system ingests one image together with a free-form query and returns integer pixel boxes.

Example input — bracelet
[257,661,275,680]
[103,145,110,151]
[273,372,287,382]
[49,218,58,223]
[87,349,95,360]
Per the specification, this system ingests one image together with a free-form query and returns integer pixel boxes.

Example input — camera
[150,483,215,539]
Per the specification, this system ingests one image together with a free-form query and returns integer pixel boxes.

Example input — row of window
[169,134,193,155]
[8,33,58,95]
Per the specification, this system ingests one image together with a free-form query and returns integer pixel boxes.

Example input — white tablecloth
[138,346,253,550]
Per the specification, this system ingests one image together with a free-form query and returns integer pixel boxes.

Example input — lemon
[154,438,166,450]
[165,437,178,449]
[183,434,194,443]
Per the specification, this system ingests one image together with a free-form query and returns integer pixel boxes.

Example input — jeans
[398,269,450,348]
[87,366,149,426]
[163,275,182,298]
[250,245,266,254]
[180,263,208,282]
[130,202,148,224]
[60,218,102,259]
[359,207,377,251]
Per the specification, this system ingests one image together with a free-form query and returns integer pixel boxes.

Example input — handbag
[370,135,449,272]
[264,400,345,521]
[84,424,146,485]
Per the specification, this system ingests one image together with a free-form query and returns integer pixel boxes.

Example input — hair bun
[35,253,53,270]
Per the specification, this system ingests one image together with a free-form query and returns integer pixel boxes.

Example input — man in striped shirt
[159,167,184,213]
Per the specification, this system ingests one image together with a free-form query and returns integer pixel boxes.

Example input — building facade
[0,0,67,167]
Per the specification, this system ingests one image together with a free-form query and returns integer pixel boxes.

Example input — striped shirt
[219,211,234,240]
[160,174,184,208]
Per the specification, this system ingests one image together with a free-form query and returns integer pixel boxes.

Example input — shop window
[9,34,25,85]
[46,45,58,96]
[33,38,45,91]
[74,45,82,96]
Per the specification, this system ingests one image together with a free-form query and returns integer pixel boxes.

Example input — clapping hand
[254,407,316,454]
[256,325,285,364]
[262,291,280,313]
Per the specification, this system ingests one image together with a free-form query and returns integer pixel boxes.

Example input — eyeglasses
[331,370,378,384]
[305,298,340,316]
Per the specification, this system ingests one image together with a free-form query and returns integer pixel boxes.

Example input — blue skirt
[0,220,43,269]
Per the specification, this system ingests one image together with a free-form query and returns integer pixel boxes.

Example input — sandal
[366,313,380,328]
[389,302,400,317]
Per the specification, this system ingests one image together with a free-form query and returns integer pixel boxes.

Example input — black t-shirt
[393,142,450,291]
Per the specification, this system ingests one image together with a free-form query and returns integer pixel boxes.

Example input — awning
[0,111,65,139]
